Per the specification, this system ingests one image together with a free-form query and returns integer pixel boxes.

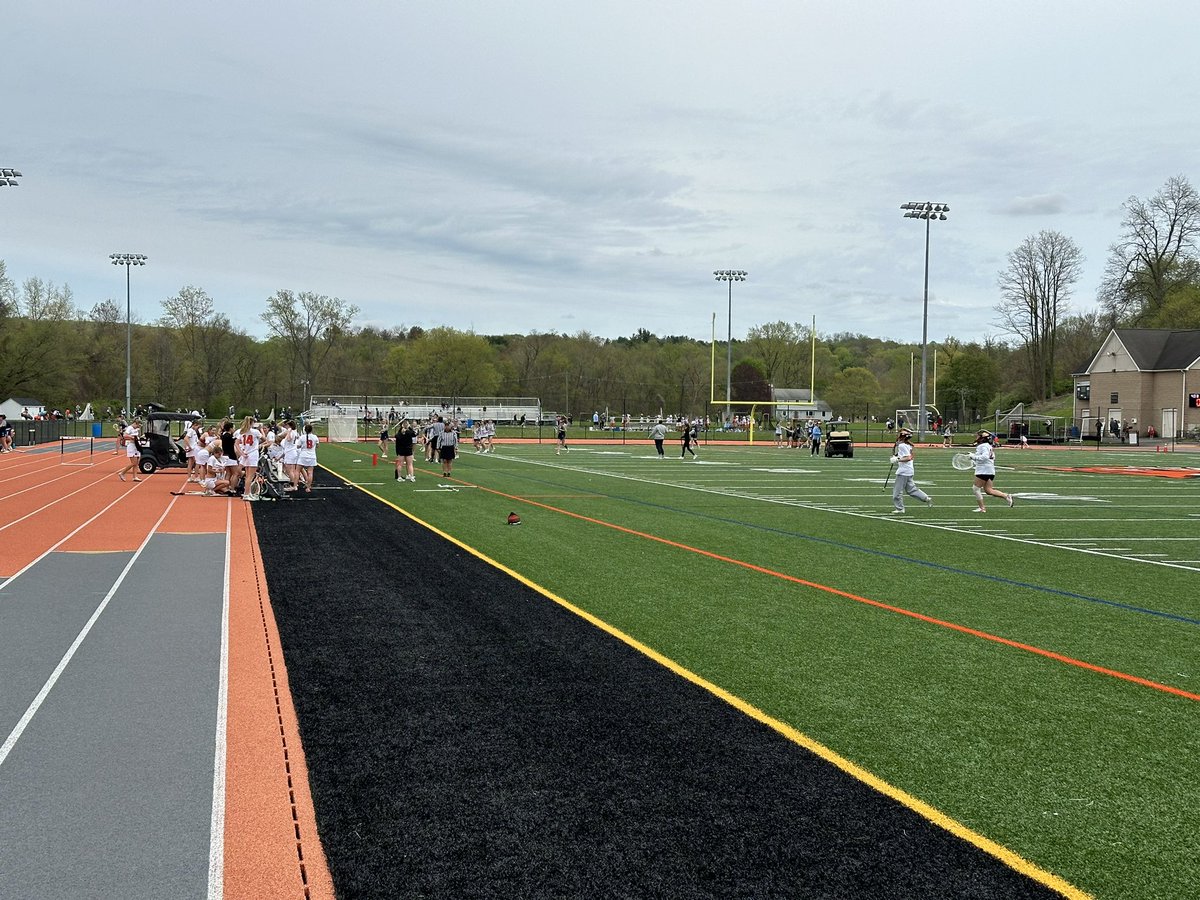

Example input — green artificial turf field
[317,438,1200,900]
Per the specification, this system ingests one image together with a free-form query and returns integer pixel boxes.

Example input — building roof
[772,388,816,402]
[1114,329,1200,371]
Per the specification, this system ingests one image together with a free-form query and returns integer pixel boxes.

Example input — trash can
[92,422,102,438]
[1128,432,1139,446]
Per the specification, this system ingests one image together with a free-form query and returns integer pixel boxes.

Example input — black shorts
[975,473,995,482]
[439,446,456,461]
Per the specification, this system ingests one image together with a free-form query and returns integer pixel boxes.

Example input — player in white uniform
[889,428,932,514]
[237,416,262,501]
[183,419,203,481]
[296,424,319,493]
[969,431,1015,513]
[117,417,143,482]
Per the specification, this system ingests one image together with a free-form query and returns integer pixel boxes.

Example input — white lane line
[0,480,155,592]
[206,503,232,900]
[0,497,179,770]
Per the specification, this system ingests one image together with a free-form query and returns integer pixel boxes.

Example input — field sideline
[314,438,1198,900]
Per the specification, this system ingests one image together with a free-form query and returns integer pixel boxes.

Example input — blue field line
[506,468,1200,628]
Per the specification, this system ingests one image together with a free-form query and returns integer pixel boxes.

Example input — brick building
[1072,329,1200,440]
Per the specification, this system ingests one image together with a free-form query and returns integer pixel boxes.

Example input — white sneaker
[971,508,986,513]
[926,497,934,507]
[890,509,905,514]
[1007,494,1015,508]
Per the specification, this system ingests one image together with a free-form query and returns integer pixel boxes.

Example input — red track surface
[0,445,333,898]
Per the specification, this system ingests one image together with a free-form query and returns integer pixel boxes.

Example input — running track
[0,442,333,899]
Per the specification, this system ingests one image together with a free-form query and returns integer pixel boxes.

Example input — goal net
[327,415,359,443]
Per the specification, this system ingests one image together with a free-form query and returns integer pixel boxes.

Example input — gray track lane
[0,534,226,900]
[0,553,134,734]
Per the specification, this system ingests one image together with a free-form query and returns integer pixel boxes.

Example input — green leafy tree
[824,367,881,421]
[939,348,999,425]
[731,358,771,402]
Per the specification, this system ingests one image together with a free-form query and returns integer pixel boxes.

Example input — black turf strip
[255,477,1064,900]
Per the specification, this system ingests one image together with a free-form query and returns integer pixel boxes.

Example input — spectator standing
[810,421,823,456]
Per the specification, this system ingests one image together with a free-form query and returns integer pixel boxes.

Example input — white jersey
[894,440,916,477]
[124,425,140,458]
[237,428,261,466]
[281,428,299,464]
[972,443,996,476]
[297,432,318,465]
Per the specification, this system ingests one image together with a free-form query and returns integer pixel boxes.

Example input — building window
[1110,392,1119,404]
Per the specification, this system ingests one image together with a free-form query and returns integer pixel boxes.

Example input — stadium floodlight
[111,253,148,419]
[714,270,748,422]
[900,203,949,442]
[0,168,20,188]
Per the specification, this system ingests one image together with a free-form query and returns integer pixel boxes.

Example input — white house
[0,397,46,420]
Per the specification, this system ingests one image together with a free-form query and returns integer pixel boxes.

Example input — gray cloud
[996,194,1068,216]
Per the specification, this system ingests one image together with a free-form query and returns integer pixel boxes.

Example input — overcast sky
[3,1,1197,345]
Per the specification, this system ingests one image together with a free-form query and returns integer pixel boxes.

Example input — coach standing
[649,419,667,458]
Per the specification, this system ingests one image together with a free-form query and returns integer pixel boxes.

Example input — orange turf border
[224,499,334,899]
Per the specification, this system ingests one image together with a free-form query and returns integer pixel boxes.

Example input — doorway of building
[1162,408,1177,440]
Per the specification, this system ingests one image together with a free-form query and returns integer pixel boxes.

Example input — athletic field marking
[446,454,1200,627]
[0,470,129,536]
[330,470,1092,900]
[206,503,232,900]
[0,481,150,590]
[0,498,179,770]
[492,453,1200,572]
[460,480,1200,703]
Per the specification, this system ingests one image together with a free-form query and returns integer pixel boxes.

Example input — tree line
[2,175,1197,423]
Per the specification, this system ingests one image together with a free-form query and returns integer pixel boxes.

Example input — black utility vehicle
[137,407,198,474]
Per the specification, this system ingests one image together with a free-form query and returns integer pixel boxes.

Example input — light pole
[300,379,310,415]
[110,253,148,417]
[713,270,747,422]
[900,202,948,442]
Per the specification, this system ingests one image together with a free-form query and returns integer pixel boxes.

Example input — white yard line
[483,453,1200,572]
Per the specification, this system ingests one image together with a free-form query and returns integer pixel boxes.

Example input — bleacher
[307,395,546,426]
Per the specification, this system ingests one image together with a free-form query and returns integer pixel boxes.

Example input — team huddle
[116,416,320,498]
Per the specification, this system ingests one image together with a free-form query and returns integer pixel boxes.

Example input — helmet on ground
[506,512,522,525]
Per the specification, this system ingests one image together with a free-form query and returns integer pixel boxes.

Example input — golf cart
[137,407,198,474]
[824,420,854,458]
